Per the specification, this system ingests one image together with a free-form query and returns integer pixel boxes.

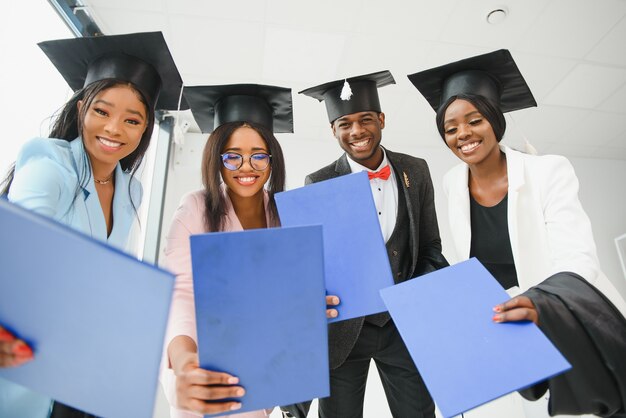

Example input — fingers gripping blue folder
[190,225,330,415]
[275,172,394,322]
[380,258,571,418]
[0,199,174,418]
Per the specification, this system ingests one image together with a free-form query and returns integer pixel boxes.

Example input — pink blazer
[160,188,274,418]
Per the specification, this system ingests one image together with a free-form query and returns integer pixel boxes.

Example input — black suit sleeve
[414,161,448,276]
[280,401,312,418]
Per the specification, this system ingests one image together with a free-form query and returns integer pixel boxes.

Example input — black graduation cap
[183,84,293,133]
[407,49,536,113]
[38,31,187,111]
[299,70,395,123]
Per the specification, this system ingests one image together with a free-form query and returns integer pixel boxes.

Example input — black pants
[318,320,434,418]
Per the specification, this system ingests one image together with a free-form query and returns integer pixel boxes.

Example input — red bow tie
[367,165,391,181]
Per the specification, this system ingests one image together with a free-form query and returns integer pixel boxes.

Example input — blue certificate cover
[190,225,329,414]
[0,199,174,418]
[380,258,571,418]
[275,172,393,322]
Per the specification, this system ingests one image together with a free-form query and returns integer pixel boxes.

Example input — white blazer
[443,145,626,315]
[443,144,626,418]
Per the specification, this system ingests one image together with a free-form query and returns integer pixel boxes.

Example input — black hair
[1,79,155,218]
[201,121,286,232]
[435,93,506,143]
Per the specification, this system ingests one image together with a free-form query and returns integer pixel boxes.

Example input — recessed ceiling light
[486,7,508,25]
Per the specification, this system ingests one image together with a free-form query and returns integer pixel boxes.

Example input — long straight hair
[201,121,286,232]
[1,79,155,214]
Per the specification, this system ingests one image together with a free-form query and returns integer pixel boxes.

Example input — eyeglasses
[220,152,272,171]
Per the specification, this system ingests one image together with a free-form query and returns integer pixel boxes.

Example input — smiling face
[78,84,148,172]
[220,126,271,199]
[442,99,500,166]
[331,111,385,170]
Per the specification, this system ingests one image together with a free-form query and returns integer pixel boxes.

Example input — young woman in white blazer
[408,49,626,418]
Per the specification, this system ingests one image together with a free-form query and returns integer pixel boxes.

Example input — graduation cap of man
[183,84,293,133]
[299,70,395,123]
[407,49,536,113]
[38,31,187,111]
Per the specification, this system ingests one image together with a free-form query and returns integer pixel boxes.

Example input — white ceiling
[83,0,626,160]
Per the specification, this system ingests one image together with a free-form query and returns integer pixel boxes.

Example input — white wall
[0,0,73,178]
[568,156,626,298]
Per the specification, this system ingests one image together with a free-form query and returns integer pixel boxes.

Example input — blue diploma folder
[380,258,571,418]
[0,199,174,417]
[275,172,394,322]
[190,225,329,414]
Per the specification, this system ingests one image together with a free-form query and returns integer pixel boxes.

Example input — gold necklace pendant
[94,173,114,185]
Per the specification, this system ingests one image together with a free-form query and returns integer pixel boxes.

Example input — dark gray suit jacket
[306,148,448,369]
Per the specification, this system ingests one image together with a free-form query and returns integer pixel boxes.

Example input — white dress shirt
[347,148,398,242]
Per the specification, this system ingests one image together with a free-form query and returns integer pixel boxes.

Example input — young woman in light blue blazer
[0,31,183,418]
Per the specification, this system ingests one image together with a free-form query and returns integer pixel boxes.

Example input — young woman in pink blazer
[160,84,340,418]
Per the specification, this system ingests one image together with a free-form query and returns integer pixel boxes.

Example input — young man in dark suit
[282,71,448,418]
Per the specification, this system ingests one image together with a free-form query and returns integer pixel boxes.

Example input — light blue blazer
[2,137,142,417]
[8,137,142,249]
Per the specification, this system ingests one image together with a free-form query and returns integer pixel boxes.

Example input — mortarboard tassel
[340,79,353,101]
[523,138,538,155]
[508,113,539,155]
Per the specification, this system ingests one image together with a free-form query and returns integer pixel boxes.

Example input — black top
[469,193,519,289]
